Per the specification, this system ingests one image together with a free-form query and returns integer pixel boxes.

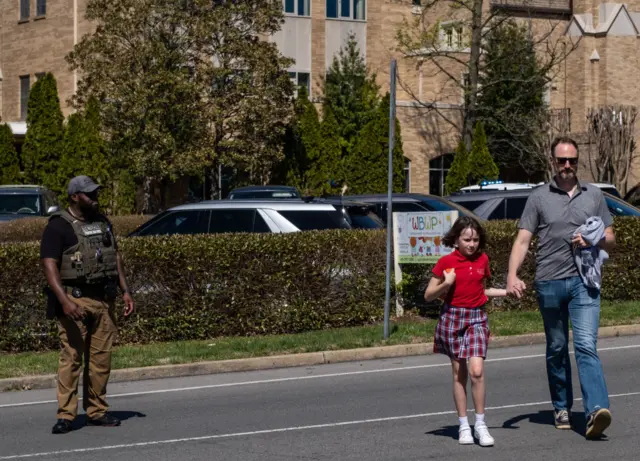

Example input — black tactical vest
[54,210,119,284]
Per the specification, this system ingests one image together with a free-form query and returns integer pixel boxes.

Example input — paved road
[1,335,639,460]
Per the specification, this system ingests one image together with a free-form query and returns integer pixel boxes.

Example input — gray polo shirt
[518,178,613,282]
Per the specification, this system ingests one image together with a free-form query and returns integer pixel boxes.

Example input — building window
[35,72,46,81]
[20,0,30,20]
[446,28,453,47]
[441,23,464,49]
[36,0,46,16]
[286,0,309,15]
[20,75,30,121]
[429,154,454,196]
[404,159,411,192]
[289,71,311,97]
[327,0,365,19]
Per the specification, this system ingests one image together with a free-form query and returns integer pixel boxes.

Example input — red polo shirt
[432,250,490,308]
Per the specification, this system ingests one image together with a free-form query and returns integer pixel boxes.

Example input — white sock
[459,416,469,428]
[475,413,486,426]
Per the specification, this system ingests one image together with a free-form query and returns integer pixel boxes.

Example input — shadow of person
[73,411,147,430]
[425,425,459,440]
[502,410,603,439]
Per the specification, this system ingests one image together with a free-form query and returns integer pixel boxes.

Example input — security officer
[40,175,134,434]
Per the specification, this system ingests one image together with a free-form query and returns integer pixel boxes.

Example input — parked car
[590,182,622,198]
[128,200,351,236]
[227,185,301,200]
[338,193,484,223]
[446,187,640,221]
[458,181,538,193]
[0,185,60,223]
[302,197,385,230]
[455,180,623,199]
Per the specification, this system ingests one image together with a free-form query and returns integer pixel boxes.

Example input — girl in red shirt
[424,216,506,447]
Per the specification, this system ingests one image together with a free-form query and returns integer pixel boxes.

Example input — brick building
[2,0,638,196]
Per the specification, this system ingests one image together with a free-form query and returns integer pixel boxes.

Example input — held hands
[506,276,527,299]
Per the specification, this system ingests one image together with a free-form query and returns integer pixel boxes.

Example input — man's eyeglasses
[82,190,99,200]
[555,157,579,166]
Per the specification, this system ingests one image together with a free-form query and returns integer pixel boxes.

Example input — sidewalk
[2,323,640,393]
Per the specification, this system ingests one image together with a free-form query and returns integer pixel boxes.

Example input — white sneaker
[458,425,474,445]
[474,424,494,447]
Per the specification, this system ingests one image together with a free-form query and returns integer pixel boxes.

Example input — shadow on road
[502,410,607,440]
[425,423,503,441]
[425,425,459,440]
[71,410,147,431]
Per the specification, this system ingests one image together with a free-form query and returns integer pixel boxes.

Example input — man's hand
[571,233,589,248]
[62,300,86,321]
[123,292,135,317]
[507,276,527,299]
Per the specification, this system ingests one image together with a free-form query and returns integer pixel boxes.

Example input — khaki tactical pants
[56,295,117,421]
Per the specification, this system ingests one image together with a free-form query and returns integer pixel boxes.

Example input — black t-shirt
[40,213,118,263]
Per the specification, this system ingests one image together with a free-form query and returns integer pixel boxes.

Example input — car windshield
[605,194,640,217]
[417,196,485,221]
[278,210,351,230]
[230,190,299,199]
[0,194,41,215]
[600,187,621,198]
[345,208,385,229]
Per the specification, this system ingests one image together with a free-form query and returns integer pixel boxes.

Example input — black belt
[63,282,117,300]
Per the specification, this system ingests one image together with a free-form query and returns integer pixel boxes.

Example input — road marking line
[1,391,639,460]
[2,343,640,409]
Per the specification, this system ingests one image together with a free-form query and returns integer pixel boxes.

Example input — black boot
[87,413,121,427]
[52,419,73,434]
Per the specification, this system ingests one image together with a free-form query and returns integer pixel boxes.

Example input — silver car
[128,200,352,236]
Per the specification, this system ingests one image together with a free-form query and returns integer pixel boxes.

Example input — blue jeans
[535,276,609,416]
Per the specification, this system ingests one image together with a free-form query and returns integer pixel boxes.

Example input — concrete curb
[3,323,640,393]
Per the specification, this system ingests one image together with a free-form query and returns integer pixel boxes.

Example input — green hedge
[0,230,386,352]
[0,214,152,243]
[399,217,640,313]
[1,217,638,353]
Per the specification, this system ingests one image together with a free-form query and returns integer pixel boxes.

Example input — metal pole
[384,59,397,340]
[218,163,222,200]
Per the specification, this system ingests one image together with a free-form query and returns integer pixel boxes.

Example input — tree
[57,97,113,206]
[274,87,318,189]
[67,0,294,211]
[396,4,579,151]
[468,122,499,185]
[477,19,550,181]
[444,140,470,195]
[587,105,639,195]
[0,124,21,184]
[21,73,64,189]
[344,93,405,194]
[324,33,380,157]
[305,107,343,195]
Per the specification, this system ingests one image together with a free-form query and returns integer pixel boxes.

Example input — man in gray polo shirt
[506,136,616,439]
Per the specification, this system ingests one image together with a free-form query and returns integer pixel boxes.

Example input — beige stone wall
[310,0,327,99]
[0,0,90,121]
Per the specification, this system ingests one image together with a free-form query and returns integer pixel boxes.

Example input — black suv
[446,187,640,220]
[0,185,60,223]
[339,193,484,224]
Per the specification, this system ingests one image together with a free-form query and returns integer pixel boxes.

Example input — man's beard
[559,168,576,178]
[79,201,99,216]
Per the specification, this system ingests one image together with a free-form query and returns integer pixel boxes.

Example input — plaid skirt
[433,305,490,359]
